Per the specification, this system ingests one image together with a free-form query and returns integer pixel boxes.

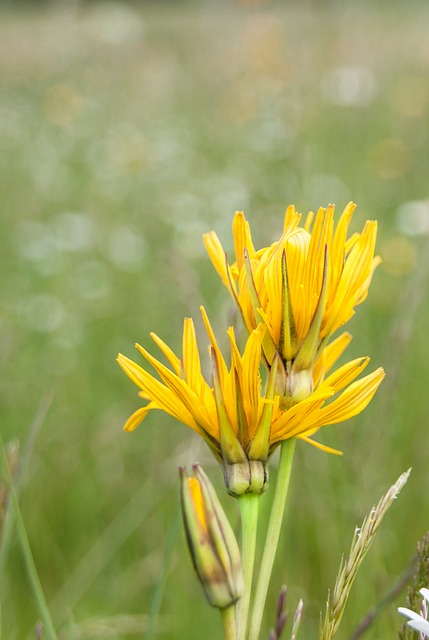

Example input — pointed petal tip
[398,606,417,618]
[300,435,344,455]
[123,419,140,433]
[420,587,429,601]
[192,462,202,474]
[377,367,386,380]
[117,353,131,371]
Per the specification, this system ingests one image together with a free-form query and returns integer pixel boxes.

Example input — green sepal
[280,249,298,361]
[223,460,269,497]
[234,370,250,451]
[248,460,269,493]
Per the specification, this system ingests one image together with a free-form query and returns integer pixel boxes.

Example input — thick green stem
[0,432,58,640]
[237,493,260,640]
[248,439,296,640]
[221,604,238,640]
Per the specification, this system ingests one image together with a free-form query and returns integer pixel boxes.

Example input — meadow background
[1,0,429,638]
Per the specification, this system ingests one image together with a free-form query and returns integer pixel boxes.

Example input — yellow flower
[117,306,384,495]
[203,202,381,406]
[118,307,277,495]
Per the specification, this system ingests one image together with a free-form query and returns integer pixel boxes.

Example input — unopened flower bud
[179,464,243,609]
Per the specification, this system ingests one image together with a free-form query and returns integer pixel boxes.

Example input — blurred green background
[1,0,429,638]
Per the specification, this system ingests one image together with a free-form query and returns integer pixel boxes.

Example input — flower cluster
[118,202,384,496]
[118,201,388,640]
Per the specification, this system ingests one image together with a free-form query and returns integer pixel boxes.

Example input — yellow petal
[299,435,344,455]
[315,367,385,427]
[271,386,335,441]
[203,231,228,285]
[329,202,356,295]
[203,231,238,298]
[233,211,256,269]
[322,332,353,372]
[313,332,353,386]
[240,327,265,435]
[355,254,382,305]
[118,353,199,428]
[134,345,217,438]
[150,331,181,375]
[322,356,370,393]
[182,318,203,392]
[123,404,156,432]
[283,204,302,231]
[200,306,229,390]
[323,221,378,337]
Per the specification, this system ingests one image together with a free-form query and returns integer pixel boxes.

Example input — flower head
[117,306,384,494]
[203,202,380,407]
[118,307,277,495]
[179,463,243,608]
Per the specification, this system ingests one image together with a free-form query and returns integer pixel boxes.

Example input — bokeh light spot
[397,200,429,236]
[72,260,111,300]
[321,66,377,107]
[42,84,83,127]
[380,235,416,276]
[372,139,411,180]
[107,226,146,271]
[17,294,65,333]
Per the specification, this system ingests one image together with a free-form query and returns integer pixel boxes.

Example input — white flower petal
[407,618,429,636]
[398,607,423,622]
[420,588,429,603]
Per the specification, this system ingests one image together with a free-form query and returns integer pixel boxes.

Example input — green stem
[0,432,58,640]
[237,493,260,640]
[248,439,296,640]
[221,604,237,640]
[0,394,53,587]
